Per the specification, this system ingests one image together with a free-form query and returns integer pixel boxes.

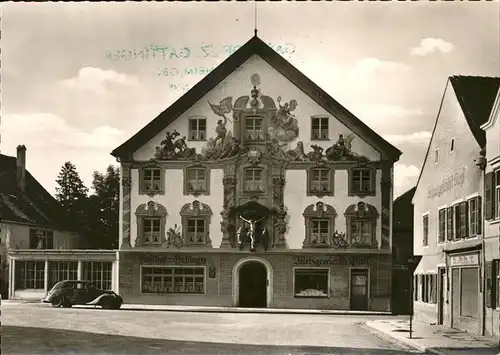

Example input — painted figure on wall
[269,96,300,143]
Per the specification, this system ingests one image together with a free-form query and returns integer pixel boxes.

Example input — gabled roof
[0,153,73,230]
[111,35,401,162]
[412,75,500,202]
[450,75,500,148]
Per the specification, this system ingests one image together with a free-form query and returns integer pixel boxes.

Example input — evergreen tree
[90,165,120,249]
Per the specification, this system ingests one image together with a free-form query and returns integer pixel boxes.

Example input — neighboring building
[480,85,500,338]
[392,186,416,315]
[412,76,500,335]
[1,145,117,300]
[111,35,402,310]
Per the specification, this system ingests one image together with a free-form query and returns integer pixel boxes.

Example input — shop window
[460,267,479,318]
[139,164,165,196]
[307,167,335,197]
[29,229,54,249]
[311,116,329,140]
[294,268,329,298]
[438,209,446,243]
[141,266,205,294]
[180,201,213,247]
[348,167,375,196]
[468,196,482,237]
[135,201,168,247]
[15,261,45,290]
[188,117,207,141]
[82,261,113,290]
[303,202,337,248]
[345,202,378,248]
[48,261,78,289]
[184,165,210,196]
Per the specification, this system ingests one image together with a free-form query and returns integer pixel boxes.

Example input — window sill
[487,218,500,225]
[294,295,329,299]
[139,190,164,196]
[186,190,209,196]
[310,138,331,141]
[187,139,207,142]
[348,191,376,197]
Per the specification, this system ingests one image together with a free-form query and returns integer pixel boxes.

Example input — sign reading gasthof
[139,254,207,265]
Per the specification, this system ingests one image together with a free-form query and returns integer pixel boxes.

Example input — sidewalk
[2,299,393,316]
[362,319,500,355]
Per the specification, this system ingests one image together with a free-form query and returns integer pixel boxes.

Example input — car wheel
[61,297,73,308]
[51,297,62,308]
[100,298,114,310]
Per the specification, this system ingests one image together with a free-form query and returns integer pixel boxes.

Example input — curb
[358,321,426,353]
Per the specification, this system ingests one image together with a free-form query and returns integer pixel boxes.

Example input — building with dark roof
[412,76,500,336]
[480,85,500,338]
[391,186,416,315]
[1,146,116,300]
[111,35,401,310]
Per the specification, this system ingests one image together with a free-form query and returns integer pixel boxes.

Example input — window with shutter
[477,196,482,234]
[494,260,499,309]
[432,274,438,303]
[438,209,446,243]
[454,205,461,240]
[485,172,495,220]
[446,207,453,240]
[460,202,468,238]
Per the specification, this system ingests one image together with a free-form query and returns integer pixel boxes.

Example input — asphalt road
[2,303,422,355]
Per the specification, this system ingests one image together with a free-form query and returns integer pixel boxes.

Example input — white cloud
[394,163,420,198]
[59,67,139,94]
[352,57,410,76]
[2,113,124,149]
[410,38,454,56]
[383,131,432,146]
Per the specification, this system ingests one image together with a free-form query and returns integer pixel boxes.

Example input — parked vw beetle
[42,280,123,310]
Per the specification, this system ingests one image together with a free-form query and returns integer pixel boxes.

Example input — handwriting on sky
[105,43,296,91]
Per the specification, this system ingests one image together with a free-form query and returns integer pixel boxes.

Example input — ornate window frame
[242,165,267,194]
[302,201,337,248]
[138,161,165,196]
[306,166,335,197]
[188,116,207,141]
[348,164,376,197]
[183,164,211,197]
[344,202,378,248]
[180,200,213,247]
[135,201,168,247]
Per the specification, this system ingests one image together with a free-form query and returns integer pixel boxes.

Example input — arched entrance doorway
[233,257,273,308]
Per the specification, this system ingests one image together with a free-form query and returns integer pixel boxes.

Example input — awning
[413,253,445,274]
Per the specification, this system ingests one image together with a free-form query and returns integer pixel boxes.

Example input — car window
[75,282,85,290]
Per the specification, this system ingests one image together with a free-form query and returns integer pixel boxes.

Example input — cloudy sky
[2,2,499,198]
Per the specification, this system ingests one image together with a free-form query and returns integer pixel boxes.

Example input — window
[486,260,498,310]
[450,138,455,152]
[143,218,161,244]
[307,167,334,197]
[453,204,460,240]
[29,229,54,249]
[496,260,500,309]
[180,201,213,246]
[423,214,429,246]
[184,166,210,196]
[244,117,264,140]
[48,261,78,289]
[141,266,205,294]
[244,168,265,192]
[446,207,454,241]
[188,117,207,141]
[139,166,164,195]
[15,261,45,290]
[434,149,439,163]
[468,197,482,237]
[438,209,446,243]
[294,268,329,298]
[349,167,375,196]
[135,201,168,247]
[485,171,496,220]
[345,202,378,248]
[311,116,329,140]
[413,275,418,301]
[303,202,337,248]
[82,261,113,290]
[496,170,500,219]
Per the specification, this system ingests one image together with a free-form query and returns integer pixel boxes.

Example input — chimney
[16,145,27,192]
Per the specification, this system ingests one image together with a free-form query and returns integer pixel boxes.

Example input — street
[1,303,422,355]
